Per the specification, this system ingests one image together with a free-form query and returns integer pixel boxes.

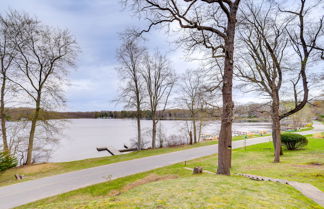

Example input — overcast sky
[0,0,200,111]
[0,0,322,111]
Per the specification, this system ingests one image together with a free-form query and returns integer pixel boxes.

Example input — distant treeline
[1,108,96,121]
[94,109,220,120]
[3,108,219,121]
[2,99,323,121]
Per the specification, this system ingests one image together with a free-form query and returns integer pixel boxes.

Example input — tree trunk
[217,6,238,175]
[135,76,142,150]
[136,107,142,150]
[0,76,9,152]
[159,123,163,148]
[152,116,157,149]
[189,131,193,145]
[272,90,281,163]
[26,97,41,165]
[192,119,197,144]
[136,115,141,150]
[198,120,203,143]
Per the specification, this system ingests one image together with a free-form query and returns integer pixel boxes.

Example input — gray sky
[0,0,322,111]
[1,0,203,111]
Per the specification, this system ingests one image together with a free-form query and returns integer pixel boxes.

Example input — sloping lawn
[189,136,324,191]
[24,175,320,209]
[17,134,324,209]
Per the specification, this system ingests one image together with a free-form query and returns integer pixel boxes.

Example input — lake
[49,119,271,162]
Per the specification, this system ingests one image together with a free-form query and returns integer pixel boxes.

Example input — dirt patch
[18,163,59,174]
[308,162,323,166]
[312,133,324,139]
[109,174,178,196]
[293,162,324,170]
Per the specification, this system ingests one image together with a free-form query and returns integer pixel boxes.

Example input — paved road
[0,122,323,209]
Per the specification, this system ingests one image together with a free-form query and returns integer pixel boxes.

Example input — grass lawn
[0,133,270,187]
[189,136,324,191]
[17,133,324,209]
[286,126,314,132]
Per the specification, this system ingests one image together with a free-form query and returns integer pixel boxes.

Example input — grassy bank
[18,134,324,209]
[191,135,324,191]
[287,126,314,132]
[0,126,313,187]
[0,139,215,187]
[0,134,268,187]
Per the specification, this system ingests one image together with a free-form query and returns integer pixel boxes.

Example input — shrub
[0,152,17,172]
[281,133,308,150]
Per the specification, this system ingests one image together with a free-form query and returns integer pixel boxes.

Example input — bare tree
[0,12,22,153]
[179,69,205,144]
[236,0,323,162]
[124,0,241,175]
[8,13,79,165]
[0,15,12,152]
[116,38,146,150]
[142,51,175,149]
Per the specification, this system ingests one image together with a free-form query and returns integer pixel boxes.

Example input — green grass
[0,133,269,187]
[190,136,324,191]
[288,127,314,132]
[22,176,320,209]
[17,134,324,209]
[0,139,215,187]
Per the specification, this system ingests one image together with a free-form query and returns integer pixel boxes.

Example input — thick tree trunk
[152,116,157,149]
[26,97,41,165]
[272,90,281,163]
[0,76,9,152]
[217,6,238,175]
[192,119,197,144]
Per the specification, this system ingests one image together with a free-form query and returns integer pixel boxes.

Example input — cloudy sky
[0,0,322,111]
[0,0,202,111]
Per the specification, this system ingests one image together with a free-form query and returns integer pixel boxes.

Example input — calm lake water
[49,119,271,162]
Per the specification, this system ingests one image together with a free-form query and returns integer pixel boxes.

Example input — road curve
[0,121,323,209]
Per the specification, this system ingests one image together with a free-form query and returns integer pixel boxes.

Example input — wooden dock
[96,146,138,155]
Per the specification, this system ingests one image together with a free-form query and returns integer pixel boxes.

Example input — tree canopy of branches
[5,12,79,165]
[0,12,17,153]
[142,51,176,149]
[124,0,241,175]
[116,38,146,150]
[179,69,206,144]
[236,0,323,162]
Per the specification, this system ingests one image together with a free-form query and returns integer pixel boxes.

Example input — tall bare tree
[124,0,241,175]
[236,0,323,162]
[142,51,175,149]
[9,14,78,165]
[0,11,31,153]
[179,69,205,144]
[116,38,146,150]
[0,14,14,152]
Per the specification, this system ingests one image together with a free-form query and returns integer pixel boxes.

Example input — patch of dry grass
[312,133,324,139]
[17,163,59,174]
[0,163,60,186]
[109,174,178,196]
